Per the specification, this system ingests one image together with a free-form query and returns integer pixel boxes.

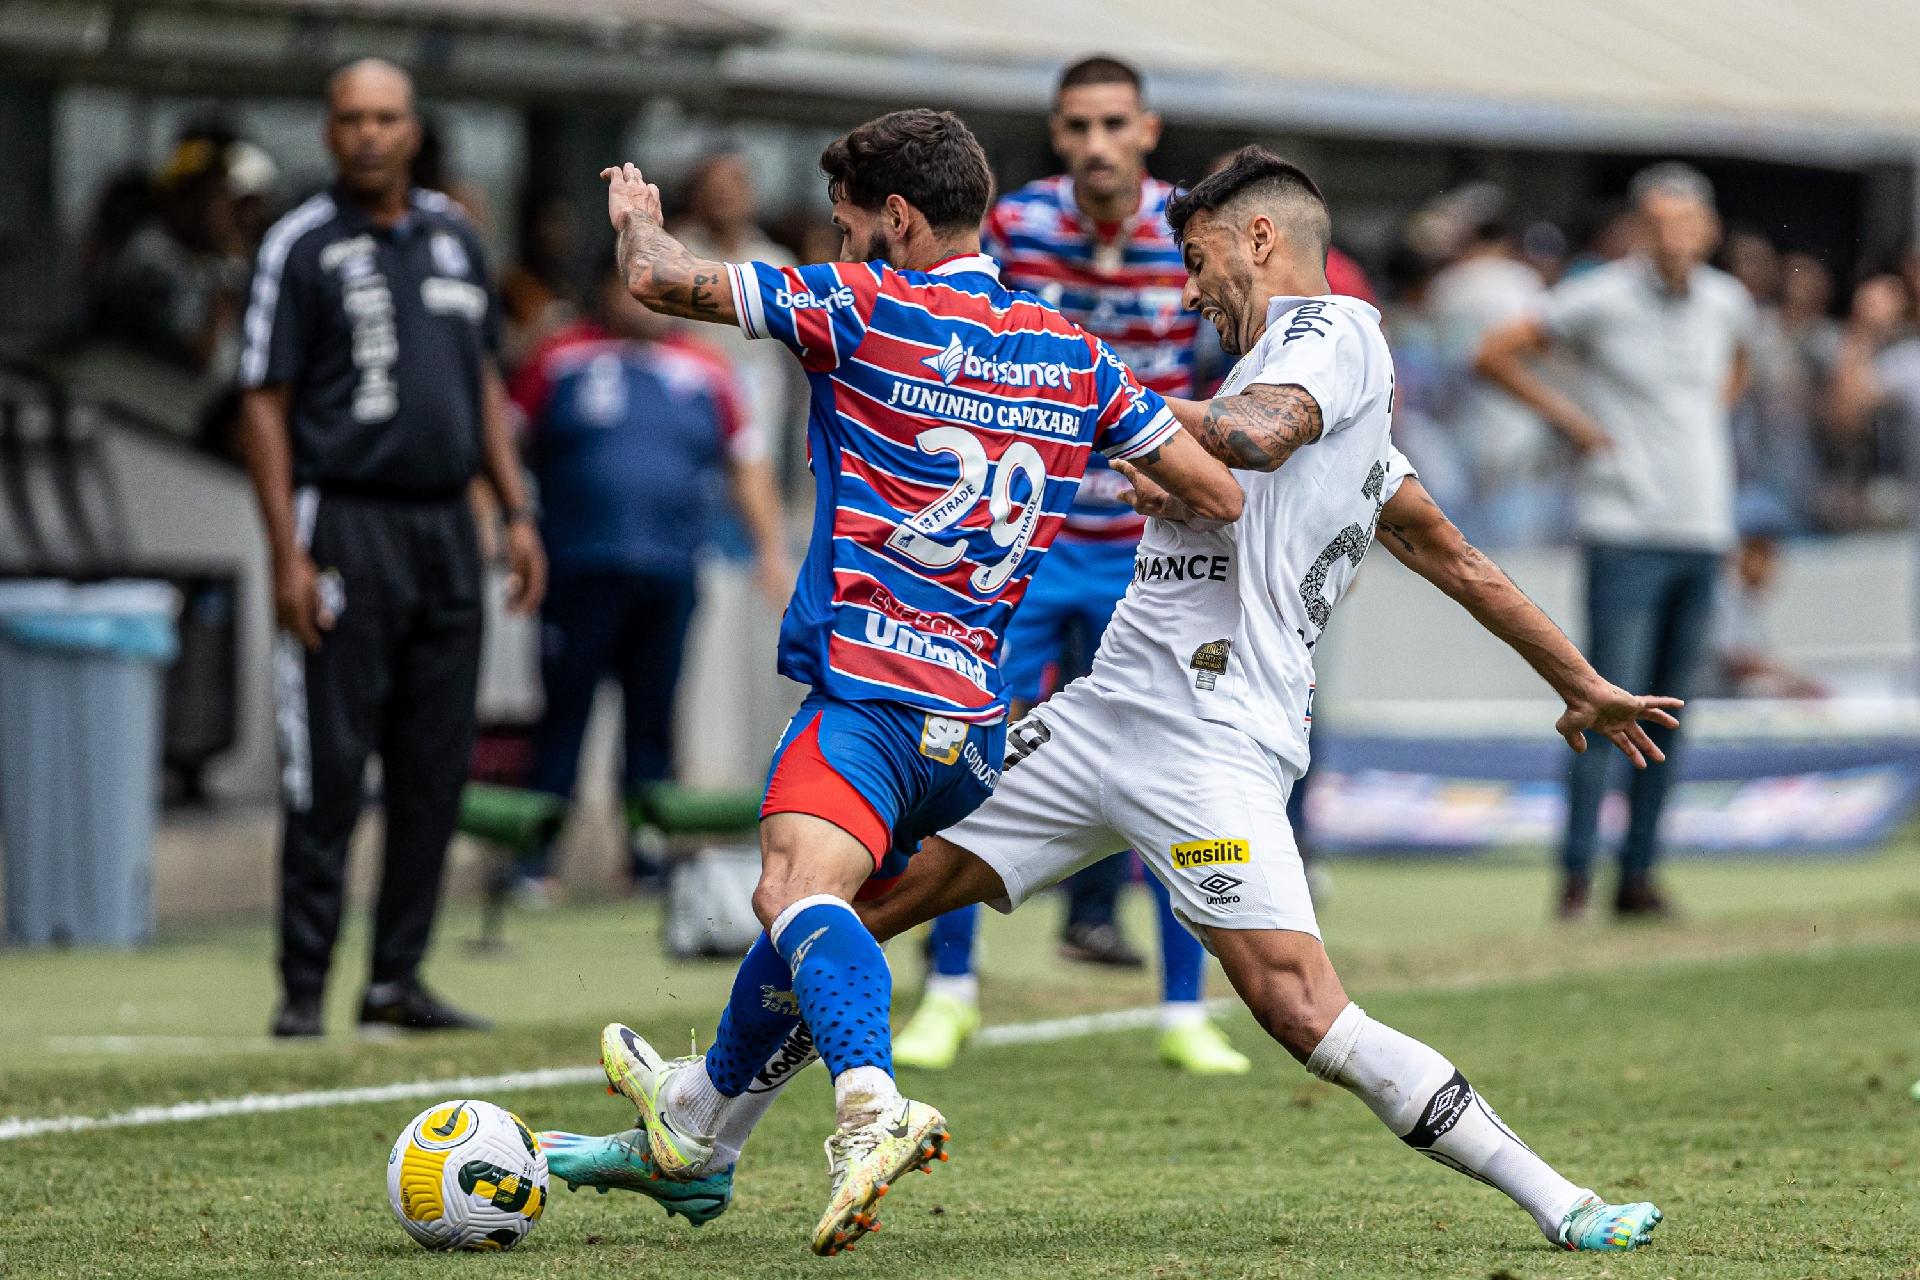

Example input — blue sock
[773,896,893,1078]
[1149,872,1204,1004]
[928,906,979,977]
[705,932,802,1097]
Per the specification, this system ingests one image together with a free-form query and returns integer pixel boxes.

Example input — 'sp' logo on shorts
[919,715,966,764]
[1170,838,1250,869]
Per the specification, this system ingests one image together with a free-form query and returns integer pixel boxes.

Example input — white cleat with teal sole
[1557,1195,1663,1251]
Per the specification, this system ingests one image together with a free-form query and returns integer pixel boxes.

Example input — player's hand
[1114,459,1193,522]
[274,550,331,651]
[600,162,664,233]
[503,519,547,616]
[1556,682,1683,769]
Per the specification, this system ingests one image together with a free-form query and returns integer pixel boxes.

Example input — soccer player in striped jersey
[895,55,1251,1080]
[588,111,1243,1256]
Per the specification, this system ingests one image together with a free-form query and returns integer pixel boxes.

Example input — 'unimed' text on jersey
[984,176,1197,543]
[727,253,1177,721]
[1090,294,1412,772]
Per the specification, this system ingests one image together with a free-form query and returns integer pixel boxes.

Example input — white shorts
[941,680,1320,941]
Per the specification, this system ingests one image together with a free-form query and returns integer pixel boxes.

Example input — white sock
[1159,1000,1208,1031]
[925,972,979,1004]
[1306,1003,1591,1240]
[663,1058,727,1137]
[833,1064,901,1129]
[705,1024,819,1172]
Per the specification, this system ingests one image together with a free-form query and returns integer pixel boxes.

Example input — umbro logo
[1195,871,1243,906]
[922,334,967,385]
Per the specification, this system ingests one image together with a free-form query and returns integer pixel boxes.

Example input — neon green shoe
[599,1022,714,1179]
[812,1097,950,1256]
[1557,1195,1663,1251]
[536,1128,734,1226]
[892,992,981,1071]
[1157,1018,1252,1075]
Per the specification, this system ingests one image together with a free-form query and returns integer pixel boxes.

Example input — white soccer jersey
[1088,294,1412,773]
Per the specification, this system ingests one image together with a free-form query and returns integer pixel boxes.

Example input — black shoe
[1058,922,1146,968]
[358,980,492,1033]
[271,995,324,1038]
[1556,872,1591,921]
[1614,878,1676,920]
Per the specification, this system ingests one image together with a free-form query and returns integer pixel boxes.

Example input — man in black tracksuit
[240,59,546,1037]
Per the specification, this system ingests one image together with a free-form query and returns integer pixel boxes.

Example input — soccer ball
[387,1099,548,1251]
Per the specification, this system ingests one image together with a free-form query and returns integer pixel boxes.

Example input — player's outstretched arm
[600,162,737,325]
[1165,385,1324,472]
[1124,428,1244,522]
[1376,477,1683,769]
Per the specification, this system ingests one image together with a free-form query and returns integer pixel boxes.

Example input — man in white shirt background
[1476,162,1754,921]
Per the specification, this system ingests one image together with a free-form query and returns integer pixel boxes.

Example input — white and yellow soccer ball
[387,1099,548,1251]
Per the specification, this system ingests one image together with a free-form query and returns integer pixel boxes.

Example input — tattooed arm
[1164,385,1325,472]
[1377,477,1682,768]
[601,162,736,325]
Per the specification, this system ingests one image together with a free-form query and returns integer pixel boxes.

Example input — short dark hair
[1166,146,1329,256]
[820,110,992,234]
[1055,55,1143,102]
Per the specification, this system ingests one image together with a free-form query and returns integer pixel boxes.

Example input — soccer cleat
[1157,1018,1252,1075]
[892,992,981,1071]
[599,1022,716,1179]
[536,1128,734,1226]
[811,1097,950,1256]
[1556,1195,1663,1251]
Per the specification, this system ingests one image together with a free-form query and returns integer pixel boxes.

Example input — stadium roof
[11,0,1919,161]
[714,0,1920,162]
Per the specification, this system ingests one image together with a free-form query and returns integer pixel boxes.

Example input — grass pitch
[4,842,1918,1279]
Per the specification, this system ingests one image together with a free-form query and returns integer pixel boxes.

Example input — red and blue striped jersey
[983,176,1198,544]
[725,252,1176,722]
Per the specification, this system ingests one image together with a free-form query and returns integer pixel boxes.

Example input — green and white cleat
[536,1128,734,1226]
[599,1022,715,1179]
[892,992,981,1071]
[1157,1018,1252,1075]
[1557,1195,1663,1251]
[812,1097,950,1256]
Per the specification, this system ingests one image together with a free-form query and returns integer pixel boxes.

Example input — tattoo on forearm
[616,217,731,323]
[1193,384,1323,471]
[1376,517,1417,555]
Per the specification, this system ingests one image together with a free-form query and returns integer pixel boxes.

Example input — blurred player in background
[892,55,1248,1079]
[509,255,789,901]
[583,110,1243,1255]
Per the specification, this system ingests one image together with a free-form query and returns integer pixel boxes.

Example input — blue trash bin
[0,580,179,947]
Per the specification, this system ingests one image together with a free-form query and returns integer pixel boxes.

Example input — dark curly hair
[820,109,992,234]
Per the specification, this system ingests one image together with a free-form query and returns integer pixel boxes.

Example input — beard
[860,227,890,265]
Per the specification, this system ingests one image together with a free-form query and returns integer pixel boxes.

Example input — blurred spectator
[1724,233,1832,530]
[1712,519,1826,699]
[239,59,544,1037]
[1476,162,1754,920]
[1425,184,1562,548]
[1378,244,1472,515]
[1828,270,1920,527]
[671,151,804,489]
[510,256,789,898]
[501,192,581,366]
[90,129,265,378]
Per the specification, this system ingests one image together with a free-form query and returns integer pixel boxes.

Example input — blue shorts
[762,693,1006,892]
[1001,538,1137,704]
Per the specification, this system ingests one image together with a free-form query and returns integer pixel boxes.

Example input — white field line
[0,999,1232,1144]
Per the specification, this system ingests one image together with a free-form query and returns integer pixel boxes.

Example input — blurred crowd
[1381,182,1920,549]
[75,115,1912,728]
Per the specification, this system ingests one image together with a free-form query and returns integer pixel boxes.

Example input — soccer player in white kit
[856,149,1678,1253]
[560,148,1677,1253]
